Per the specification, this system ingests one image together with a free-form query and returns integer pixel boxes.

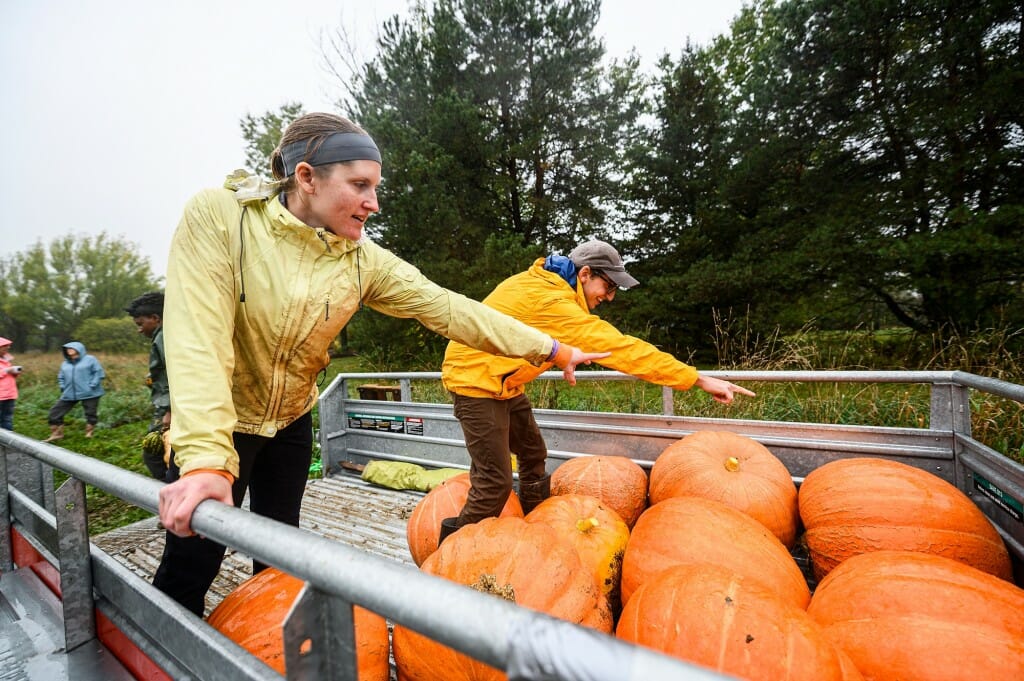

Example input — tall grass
[376,320,1023,463]
[704,318,1024,462]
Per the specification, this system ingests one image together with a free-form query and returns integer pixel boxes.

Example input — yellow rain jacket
[165,172,556,478]
[442,258,700,399]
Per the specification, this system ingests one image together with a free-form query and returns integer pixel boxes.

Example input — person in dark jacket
[126,292,172,479]
[43,341,106,441]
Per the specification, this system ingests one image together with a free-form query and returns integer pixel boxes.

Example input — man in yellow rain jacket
[440,240,755,541]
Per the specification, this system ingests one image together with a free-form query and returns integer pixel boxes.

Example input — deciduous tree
[0,234,159,350]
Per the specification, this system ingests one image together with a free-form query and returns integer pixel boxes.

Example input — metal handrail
[5,369,1022,679]
[0,431,715,680]
[325,368,1024,420]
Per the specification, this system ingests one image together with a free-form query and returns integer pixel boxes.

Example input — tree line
[0,234,157,352]
[5,0,1021,364]
[319,0,1022,363]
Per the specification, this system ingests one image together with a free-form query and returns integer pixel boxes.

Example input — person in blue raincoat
[43,341,105,441]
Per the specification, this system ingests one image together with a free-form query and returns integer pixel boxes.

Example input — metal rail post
[55,476,97,650]
[0,445,12,572]
[283,585,360,680]
[930,381,972,489]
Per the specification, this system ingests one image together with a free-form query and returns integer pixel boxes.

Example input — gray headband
[281,132,382,176]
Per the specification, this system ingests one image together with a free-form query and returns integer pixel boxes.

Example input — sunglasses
[591,270,618,293]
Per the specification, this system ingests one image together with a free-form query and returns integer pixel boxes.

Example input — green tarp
[360,460,464,492]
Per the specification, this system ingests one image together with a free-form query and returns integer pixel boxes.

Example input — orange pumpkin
[649,430,799,547]
[207,568,389,680]
[392,517,606,681]
[406,472,523,566]
[550,455,649,527]
[808,550,1024,681]
[620,496,809,610]
[617,563,862,681]
[525,493,630,613]
[799,457,1012,580]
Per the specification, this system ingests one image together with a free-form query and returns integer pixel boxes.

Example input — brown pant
[452,392,547,525]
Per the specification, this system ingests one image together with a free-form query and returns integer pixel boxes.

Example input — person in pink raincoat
[0,337,22,431]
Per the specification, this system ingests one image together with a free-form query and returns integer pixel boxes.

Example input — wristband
[545,339,560,363]
[182,469,236,484]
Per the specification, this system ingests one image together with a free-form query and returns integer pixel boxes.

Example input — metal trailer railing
[319,370,1024,579]
[3,369,1022,679]
[0,430,715,680]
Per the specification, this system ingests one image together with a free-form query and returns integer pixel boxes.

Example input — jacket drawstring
[238,206,248,303]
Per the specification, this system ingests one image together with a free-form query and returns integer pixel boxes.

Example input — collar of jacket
[532,257,589,312]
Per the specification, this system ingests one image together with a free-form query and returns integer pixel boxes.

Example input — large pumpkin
[392,517,607,681]
[406,472,523,566]
[808,550,1024,681]
[207,567,389,680]
[649,430,799,548]
[617,563,862,681]
[621,496,809,610]
[550,455,649,527]
[799,457,1012,580]
[525,493,630,613]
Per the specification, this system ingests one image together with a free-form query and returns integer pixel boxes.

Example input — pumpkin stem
[576,517,600,533]
[724,456,741,473]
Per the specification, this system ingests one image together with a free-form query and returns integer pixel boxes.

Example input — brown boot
[518,474,551,515]
[44,425,64,442]
[85,424,95,438]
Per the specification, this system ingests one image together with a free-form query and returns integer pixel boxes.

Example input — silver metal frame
[3,369,1023,679]
[319,370,1024,573]
[0,432,709,680]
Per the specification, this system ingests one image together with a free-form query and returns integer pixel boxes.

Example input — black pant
[48,397,101,425]
[152,412,313,617]
[143,406,172,481]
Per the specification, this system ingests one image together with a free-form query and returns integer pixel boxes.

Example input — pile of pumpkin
[207,431,1024,680]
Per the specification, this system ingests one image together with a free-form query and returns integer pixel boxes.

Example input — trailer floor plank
[92,473,424,615]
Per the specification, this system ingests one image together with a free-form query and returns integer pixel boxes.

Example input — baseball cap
[568,240,640,290]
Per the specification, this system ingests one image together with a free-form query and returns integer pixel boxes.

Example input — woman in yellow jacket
[154,113,606,617]
[440,240,755,540]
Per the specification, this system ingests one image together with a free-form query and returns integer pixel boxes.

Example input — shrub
[76,318,147,353]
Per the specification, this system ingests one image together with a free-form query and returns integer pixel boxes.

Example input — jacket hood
[224,169,281,204]
[63,341,87,359]
[0,336,11,348]
[543,254,579,288]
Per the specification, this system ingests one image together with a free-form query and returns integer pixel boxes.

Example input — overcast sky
[1,0,747,279]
